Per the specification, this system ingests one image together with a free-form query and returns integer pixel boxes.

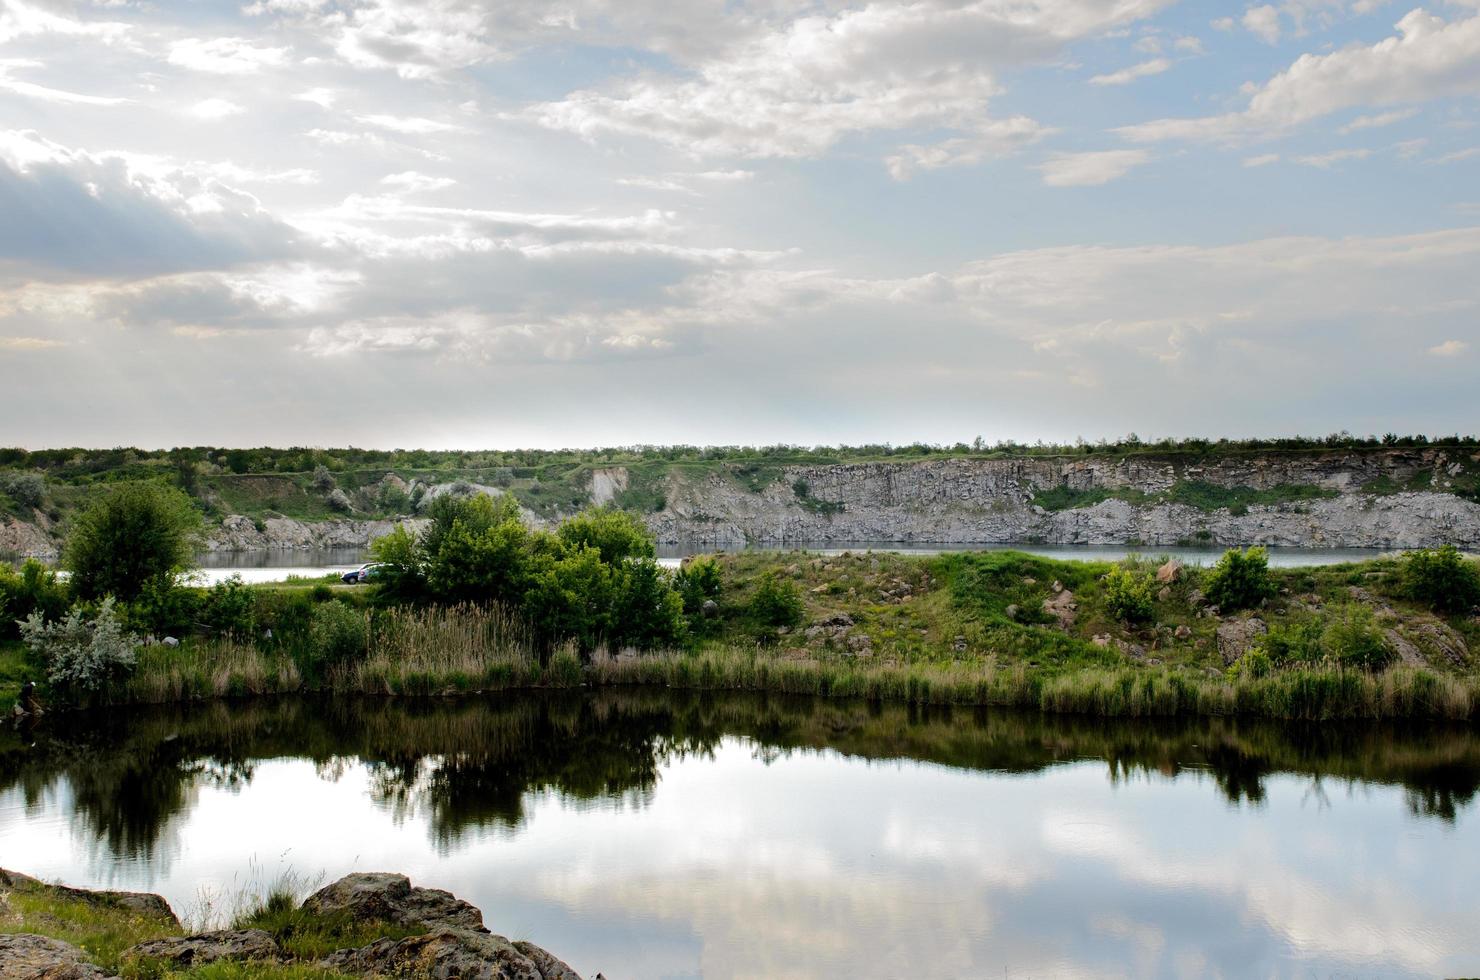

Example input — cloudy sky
[1,0,1478,449]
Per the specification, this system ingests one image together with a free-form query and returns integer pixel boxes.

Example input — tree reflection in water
[4,690,1479,860]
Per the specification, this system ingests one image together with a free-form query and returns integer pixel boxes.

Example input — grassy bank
[0,869,416,979]
[11,546,1480,722]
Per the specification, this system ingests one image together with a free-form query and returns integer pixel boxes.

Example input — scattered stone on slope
[1043,588,1077,630]
[1156,559,1184,584]
[122,930,281,969]
[0,934,114,980]
[1216,617,1268,665]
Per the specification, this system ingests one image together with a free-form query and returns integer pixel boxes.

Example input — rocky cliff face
[645,448,1480,549]
[204,515,431,552]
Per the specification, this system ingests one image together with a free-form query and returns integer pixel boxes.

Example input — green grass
[231,889,424,961]
[1,875,180,973]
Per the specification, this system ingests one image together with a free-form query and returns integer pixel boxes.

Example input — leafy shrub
[675,556,723,624]
[123,578,200,637]
[307,600,368,669]
[368,524,426,601]
[1231,648,1273,678]
[611,558,686,649]
[1257,620,1324,666]
[1203,547,1277,612]
[311,464,336,491]
[19,598,137,699]
[1320,604,1394,670]
[522,546,615,651]
[556,507,655,565]
[748,572,804,641]
[64,482,201,602]
[1400,545,1480,614]
[1102,567,1155,624]
[0,470,45,508]
[199,576,257,638]
[0,558,69,640]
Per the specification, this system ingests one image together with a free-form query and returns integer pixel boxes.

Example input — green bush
[1103,567,1155,624]
[368,523,425,601]
[0,470,45,508]
[748,572,804,641]
[675,557,723,612]
[199,576,257,638]
[123,578,200,637]
[19,598,137,699]
[1400,545,1480,614]
[64,483,202,602]
[556,507,655,565]
[0,558,69,640]
[522,546,615,651]
[1320,604,1394,671]
[1257,620,1324,666]
[611,558,686,649]
[1203,547,1277,612]
[307,600,368,669]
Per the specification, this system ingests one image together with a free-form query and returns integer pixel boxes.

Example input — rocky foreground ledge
[0,868,589,979]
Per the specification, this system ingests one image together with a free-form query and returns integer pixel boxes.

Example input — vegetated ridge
[3,436,1480,557]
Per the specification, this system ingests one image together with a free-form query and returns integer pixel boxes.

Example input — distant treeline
[3,432,1478,482]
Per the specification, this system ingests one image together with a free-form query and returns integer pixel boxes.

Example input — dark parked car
[341,562,384,584]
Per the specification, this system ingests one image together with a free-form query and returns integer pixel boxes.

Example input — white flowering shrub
[19,598,138,698]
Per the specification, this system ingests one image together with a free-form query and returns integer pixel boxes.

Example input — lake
[3,692,1477,978]
[189,542,1398,585]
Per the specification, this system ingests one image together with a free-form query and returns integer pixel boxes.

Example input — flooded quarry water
[3,692,1478,977]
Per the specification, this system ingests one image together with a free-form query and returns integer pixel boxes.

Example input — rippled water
[3,693,1477,978]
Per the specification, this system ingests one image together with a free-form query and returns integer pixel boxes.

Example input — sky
[0,0,1478,450]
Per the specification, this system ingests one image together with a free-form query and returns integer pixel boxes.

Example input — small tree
[1102,567,1155,624]
[0,470,45,508]
[64,483,201,602]
[675,557,723,616]
[1400,545,1480,614]
[611,558,686,649]
[0,559,69,640]
[1320,604,1393,670]
[1203,547,1277,612]
[556,507,656,565]
[20,598,137,699]
[748,572,804,642]
[307,600,368,670]
[311,464,337,492]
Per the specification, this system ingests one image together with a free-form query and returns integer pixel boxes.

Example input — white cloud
[1212,16,1237,30]
[1243,5,1283,43]
[1037,149,1150,186]
[356,114,464,134]
[1435,146,1480,162]
[1120,10,1480,143]
[1294,147,1373,166]
[380,171,456,192]
[1090,57,1173,86]
[1428,339,1469,356]
[0,0,130,44]
[188,99,246,120]
[885,117,1053,180]
[168,37,289,74]
[1243,152,1281,166]
[1173,35,1205,54]
[528,0,1173,161]
[1339,108,1419,132]
[294,88,338,108]
[0,62,130,105]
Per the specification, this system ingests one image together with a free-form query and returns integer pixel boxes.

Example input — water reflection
[2,693,1478,977]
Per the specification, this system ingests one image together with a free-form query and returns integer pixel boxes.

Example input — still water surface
[2,693,1477,978]
[190,543,1396,585]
